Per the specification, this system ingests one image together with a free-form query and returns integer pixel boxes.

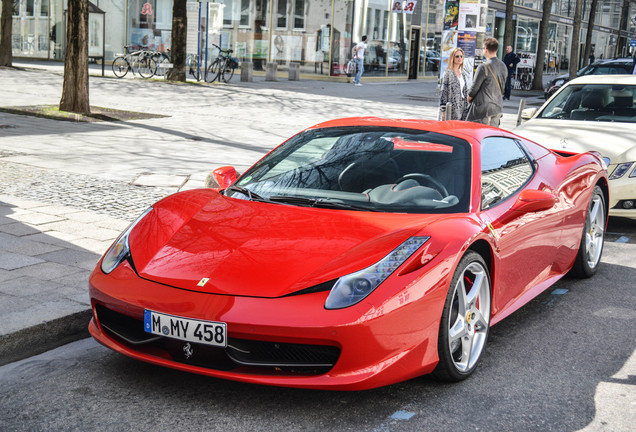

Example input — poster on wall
[458,31,477,88]
[444,1,459,30]
[440,30,458,73]
[131,28,155,48]
[458,3,479,32]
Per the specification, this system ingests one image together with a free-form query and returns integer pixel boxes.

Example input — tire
[112,57,129,78]
[138,57,157,79]
[569,185,606,278]
[221,59,235,83]
[205,59,220,83]
[432,251,491,382]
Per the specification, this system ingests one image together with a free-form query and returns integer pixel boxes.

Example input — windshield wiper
[225,185,267,202]
[269,195,378,212]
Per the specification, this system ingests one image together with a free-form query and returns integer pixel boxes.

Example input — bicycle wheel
[138,56,157,79]
[153,53,171,78]
[205,59,221,82]
[112,56,129,78]
[220,59,235,83]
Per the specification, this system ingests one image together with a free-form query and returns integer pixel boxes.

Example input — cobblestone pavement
[0,159,173,221]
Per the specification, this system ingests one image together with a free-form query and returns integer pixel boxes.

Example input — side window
[480,137,534,209]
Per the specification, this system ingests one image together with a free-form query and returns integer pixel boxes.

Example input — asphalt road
[1,229,634,432]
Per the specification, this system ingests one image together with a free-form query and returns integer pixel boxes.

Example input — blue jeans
[354,58,364,84]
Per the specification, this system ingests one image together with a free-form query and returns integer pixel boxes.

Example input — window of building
[293,0,305,29]
[222,0,233,27]
[480,137,534,209]
[13,0,19,16]
[39,0,48,17]
[277,0,288,29]
[240,0,251,27]
[25,0,34,16]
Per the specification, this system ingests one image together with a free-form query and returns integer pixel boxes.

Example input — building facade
[5,0,636,79]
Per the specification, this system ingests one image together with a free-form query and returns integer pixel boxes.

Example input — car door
[478,136,564,318]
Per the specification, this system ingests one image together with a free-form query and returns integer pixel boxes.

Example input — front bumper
[89,261,449,390]
[608,174,636,219]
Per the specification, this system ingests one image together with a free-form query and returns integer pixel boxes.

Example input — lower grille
[95,304,340,375]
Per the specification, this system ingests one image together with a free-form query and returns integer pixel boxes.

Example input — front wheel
[569,185,606,278]
[221,60,235,83]
[138,57,157,79]
[205,60,220,83]
[112,57,129,78]
[432,251,491,382]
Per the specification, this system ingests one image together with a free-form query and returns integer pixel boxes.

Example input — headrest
[581,92,605,109]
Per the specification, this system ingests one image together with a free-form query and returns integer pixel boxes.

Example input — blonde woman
[439,47,469,121]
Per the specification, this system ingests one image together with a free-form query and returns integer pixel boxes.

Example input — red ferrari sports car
[89,118,608,390]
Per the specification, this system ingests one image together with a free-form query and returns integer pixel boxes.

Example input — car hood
[128,190,437,298]
[515,119,636,163]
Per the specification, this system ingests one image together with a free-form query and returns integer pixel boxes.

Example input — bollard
[266,62,278,81]
[288,62,300,81]
[240,62,253,82]
[516,98,526,126]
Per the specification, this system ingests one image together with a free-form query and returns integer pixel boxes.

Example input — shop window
[293,0,305,30]
[155,0,172,28]
[277,0,288,29]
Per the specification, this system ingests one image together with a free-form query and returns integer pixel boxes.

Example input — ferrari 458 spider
[89,118,608,390]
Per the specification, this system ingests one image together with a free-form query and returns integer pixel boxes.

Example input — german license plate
[144,310,227,347]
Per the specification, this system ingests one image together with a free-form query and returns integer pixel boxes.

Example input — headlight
[554,79,565,86]
[101,207,153,274]
[325,237,429,310]
[609,162,635,180]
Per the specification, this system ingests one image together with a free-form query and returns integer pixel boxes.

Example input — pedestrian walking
[352,35,368,86]
[466,37,508,127]
[439,47,469,120]
[503,45,520,100]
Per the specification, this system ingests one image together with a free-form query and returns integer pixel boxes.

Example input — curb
[0,309,92,366]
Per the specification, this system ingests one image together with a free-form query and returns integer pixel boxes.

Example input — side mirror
[210,166,237,189]
[511,189,556,213]
[520,107,537,120]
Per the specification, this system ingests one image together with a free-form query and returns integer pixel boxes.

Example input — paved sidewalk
[0,60,546,365]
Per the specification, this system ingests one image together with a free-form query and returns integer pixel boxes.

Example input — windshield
[227,126,472,214]
[538,83,636,123]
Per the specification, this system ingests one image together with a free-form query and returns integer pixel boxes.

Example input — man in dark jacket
[467,38,508,127]
[503,45,520,100]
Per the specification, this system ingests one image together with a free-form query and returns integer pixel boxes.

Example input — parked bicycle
[186,54,204,81]
[205,44,238,83]
[112,46,157,79]
[151,49,172,79]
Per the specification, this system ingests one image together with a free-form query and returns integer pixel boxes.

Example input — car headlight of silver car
[101,207,153,274]
[325,236,429,310]
[609,162,636,180]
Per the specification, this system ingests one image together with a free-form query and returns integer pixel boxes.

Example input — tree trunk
[167,0,187,82]
[583,0,598,66]
[568,0,583,80]
[503,0,515,53]
[532,0,553,90]
[59,0,90,114]
[0,0,13,67]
